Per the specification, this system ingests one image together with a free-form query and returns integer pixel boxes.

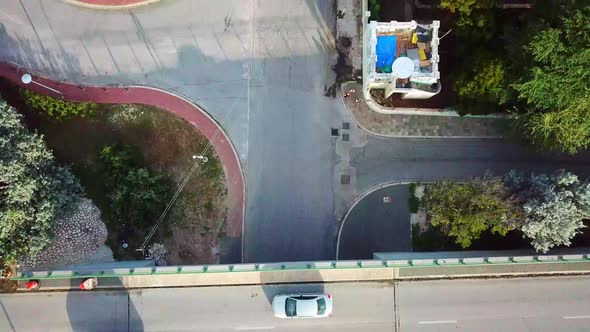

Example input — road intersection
[1,0,590,263]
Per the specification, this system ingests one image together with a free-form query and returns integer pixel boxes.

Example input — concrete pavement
[2,277,590,331]
[2,0,590,263]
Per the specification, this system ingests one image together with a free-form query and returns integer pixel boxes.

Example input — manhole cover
[341,175,351,184]
[342,122,350,130]
[331,128,339,137]
[342,133,350,141]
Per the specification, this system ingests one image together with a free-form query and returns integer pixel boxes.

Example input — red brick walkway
[0,62,245,243]
[64,0,158,8]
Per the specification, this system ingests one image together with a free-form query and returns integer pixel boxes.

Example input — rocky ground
[17,199,114,271]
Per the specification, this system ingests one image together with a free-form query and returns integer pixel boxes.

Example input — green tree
[0,100,82,262]
[440,0,497,29]
[505,170,589,252]
[511,7,590,154]
[425,176,521,248]
[453,50,507,114]
[23,89,97,121]
[512,99,590,154]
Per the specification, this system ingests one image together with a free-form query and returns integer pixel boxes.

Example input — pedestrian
[355,98,361,104]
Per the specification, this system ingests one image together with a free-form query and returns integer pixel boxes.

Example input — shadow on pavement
[66,278,143,332]
[260,267,325,304]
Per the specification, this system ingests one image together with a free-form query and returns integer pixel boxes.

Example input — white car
[272,294,333,318]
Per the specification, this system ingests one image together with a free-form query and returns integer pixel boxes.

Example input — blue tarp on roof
[376,35,397,70]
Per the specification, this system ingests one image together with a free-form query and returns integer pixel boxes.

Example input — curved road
[1,0,590,263]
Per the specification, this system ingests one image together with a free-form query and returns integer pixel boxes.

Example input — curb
[340,83,504,139]
[62,0,160,10]
[0,61,246,262]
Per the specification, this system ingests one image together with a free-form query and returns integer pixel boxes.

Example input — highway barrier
[14,253,590,282]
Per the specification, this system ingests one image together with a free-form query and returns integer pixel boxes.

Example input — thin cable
[139,88,247,251]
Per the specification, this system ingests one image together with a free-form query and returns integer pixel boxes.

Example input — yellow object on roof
[418,49,427,60]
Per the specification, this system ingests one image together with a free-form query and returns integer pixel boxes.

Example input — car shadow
[259,263,325,305]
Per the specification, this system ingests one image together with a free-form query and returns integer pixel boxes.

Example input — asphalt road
[1,276,590,331]
[338,185,411,259]
[2,1,590,263]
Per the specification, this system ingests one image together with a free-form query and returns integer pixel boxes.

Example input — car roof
[295,298,319,317]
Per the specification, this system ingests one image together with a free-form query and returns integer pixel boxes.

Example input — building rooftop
[364,20,441,100]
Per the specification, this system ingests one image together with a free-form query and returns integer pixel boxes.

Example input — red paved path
[65,0,156,7]
[0,62,245,243]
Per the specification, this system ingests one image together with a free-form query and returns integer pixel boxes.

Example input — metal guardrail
[14,254,590,280]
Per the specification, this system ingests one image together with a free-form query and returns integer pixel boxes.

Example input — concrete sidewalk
[342,82,508,137]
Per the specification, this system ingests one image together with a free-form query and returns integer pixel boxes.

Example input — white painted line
[417,320,458,325]
[563,315,590,320]
[235,326,275,331]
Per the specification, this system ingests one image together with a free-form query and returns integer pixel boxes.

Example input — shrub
[23,89,97,121]
[97,145,173,230]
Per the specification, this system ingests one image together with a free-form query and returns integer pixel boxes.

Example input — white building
[363,20,441,100]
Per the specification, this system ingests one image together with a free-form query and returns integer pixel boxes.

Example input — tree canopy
[505,170,589,252]
[425,176,521,248]
[511,6,590,154]
[0,100,82,262]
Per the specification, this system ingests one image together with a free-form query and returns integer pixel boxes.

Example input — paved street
[1,276,590,331]
[338,185,411,259]
[2,1,590,263]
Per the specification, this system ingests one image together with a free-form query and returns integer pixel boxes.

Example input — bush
[97,145,173,230]
[23,89,97,121]
[0,100,82,262]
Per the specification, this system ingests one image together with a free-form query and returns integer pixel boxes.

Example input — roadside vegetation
[0,100,83,263]
[411,170,590,253]
[375,1,590,154]
[0,81,228,266]
[447,1,590,154]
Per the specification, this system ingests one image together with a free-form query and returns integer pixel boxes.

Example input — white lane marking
[235,326,275,331]
[563,315,590,320]
[418,320,458,325]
